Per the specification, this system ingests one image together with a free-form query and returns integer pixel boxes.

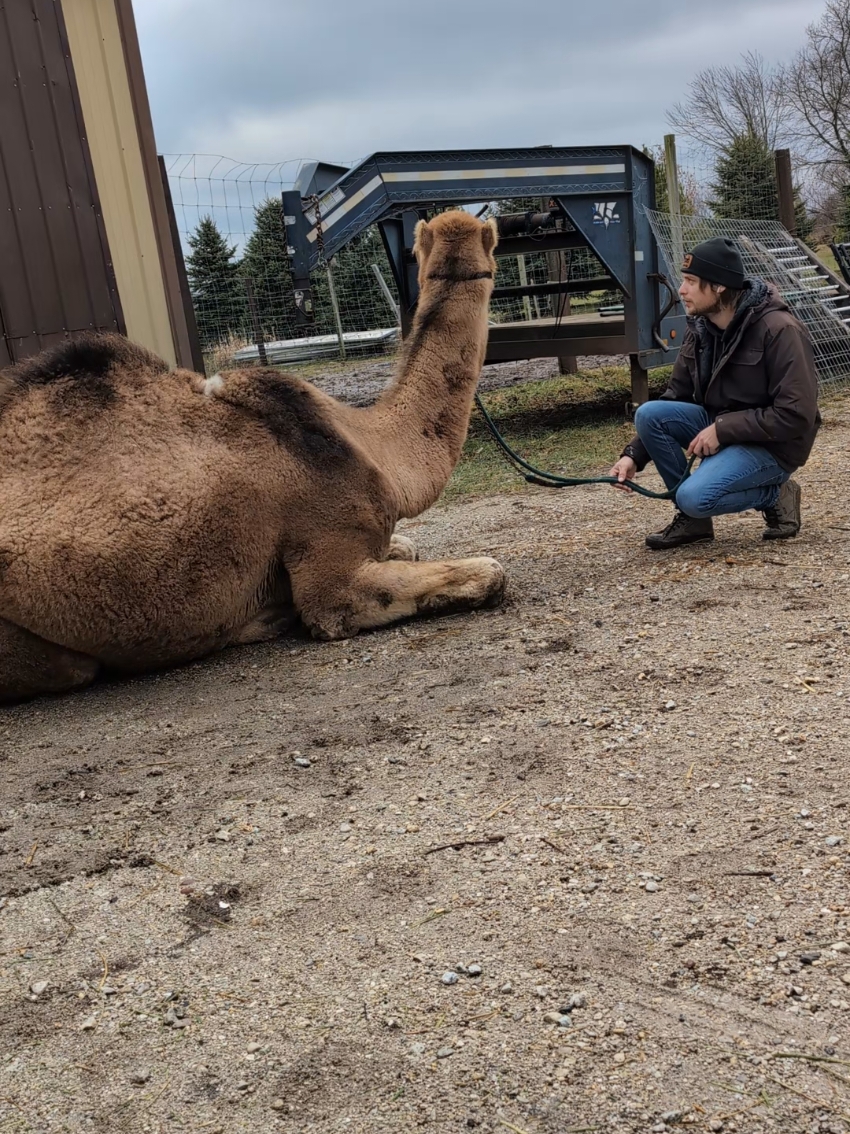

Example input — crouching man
[610,237,821,549]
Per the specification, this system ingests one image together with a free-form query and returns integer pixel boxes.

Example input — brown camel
[0,209,506,703]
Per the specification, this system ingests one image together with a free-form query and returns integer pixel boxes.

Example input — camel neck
[367,284,490,516]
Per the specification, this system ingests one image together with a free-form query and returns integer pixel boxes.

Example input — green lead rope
[473,392,697,502]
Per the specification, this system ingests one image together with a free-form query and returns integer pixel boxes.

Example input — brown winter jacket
[623,280,821,473]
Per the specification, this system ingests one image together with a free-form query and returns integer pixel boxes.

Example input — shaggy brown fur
[0,210,505,702]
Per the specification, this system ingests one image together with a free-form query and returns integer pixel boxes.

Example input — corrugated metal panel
[62,0,177,367]
[0,0,123,363]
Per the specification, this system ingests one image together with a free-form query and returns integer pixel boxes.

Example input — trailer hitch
[648,272,681,352]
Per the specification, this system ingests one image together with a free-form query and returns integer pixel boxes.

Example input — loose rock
[441,971,459,986]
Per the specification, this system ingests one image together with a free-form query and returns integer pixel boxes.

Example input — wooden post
[325,259,346,362]
[629,355,648,411]
[517,255,533,322]
[371,263,401,325]
[664,133,684,276]
[775,149,797,235]
[547,248,577,374]
[244,277,267,367]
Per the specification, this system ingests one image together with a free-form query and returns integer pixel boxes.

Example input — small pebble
[246,1042,262,1053]
[800,951,821,965]
[436,1046,455,1059]
[645,880,659,893]
[270,1099,286,1111]
[542,1010,567,1025]
[709,1121,724,1133]
[841,973,850,986]
[568,993,587,1009]
[130,1069,151,1086]
[294,757,311,769]
[30,981,48,996]
[441,972,459,986]
[466,964,483,978]
[80,1015,97,1031]
[613,1052,626,1064]
[825,836,843,847]
[214,829,231,842]
[832,943,849,954]
[500,982,513,994]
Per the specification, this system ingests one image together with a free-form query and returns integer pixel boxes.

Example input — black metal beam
[485,323,627,363]
[493,277,614,301]
[495,231,588,257]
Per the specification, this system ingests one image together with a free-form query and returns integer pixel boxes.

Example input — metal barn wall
[62,0,177,366]
[0,0,124,365]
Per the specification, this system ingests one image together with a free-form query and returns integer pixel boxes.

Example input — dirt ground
[303,353,629,405]
[2,400,850,1134]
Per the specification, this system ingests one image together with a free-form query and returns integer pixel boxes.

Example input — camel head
[412,210,498,290]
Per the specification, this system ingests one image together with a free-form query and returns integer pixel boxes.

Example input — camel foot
[233,605,298,645]
[0,617,100,704]
[385,534,418,562]
[297,556,506,640]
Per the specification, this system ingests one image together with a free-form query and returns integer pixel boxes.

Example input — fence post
[244,277,267,367]
[325,259,346,362]
[517,255,533,322]
[774,149,797,235]
[664,134,684,275]
[371,263,401,325]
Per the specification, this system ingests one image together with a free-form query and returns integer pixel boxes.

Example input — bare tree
[667,51,790,154]
[788,0,850,170]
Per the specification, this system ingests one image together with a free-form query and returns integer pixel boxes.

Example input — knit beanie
[681,237,745,289]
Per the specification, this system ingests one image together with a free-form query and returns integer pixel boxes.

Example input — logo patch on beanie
[682,253,693,269]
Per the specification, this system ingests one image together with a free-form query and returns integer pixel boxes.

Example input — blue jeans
[633,400,789,518]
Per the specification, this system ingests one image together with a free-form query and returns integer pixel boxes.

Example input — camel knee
[416,556,506,615]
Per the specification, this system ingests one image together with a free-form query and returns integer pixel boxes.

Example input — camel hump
[2,332,169,392]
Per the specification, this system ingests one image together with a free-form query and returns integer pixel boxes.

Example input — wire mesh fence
[166,147,850,392]
[648,210,850,389]
[165,159,618,384]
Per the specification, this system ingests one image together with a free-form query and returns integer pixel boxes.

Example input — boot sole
[645,534,715,551]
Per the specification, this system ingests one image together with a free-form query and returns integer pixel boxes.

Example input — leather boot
[762,479,801,540]
[645,511,715,550]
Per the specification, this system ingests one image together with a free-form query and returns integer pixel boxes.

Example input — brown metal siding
[0,0,123,363]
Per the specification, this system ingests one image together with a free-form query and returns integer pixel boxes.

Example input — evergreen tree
[710,134,779,220]
[185,216,245,347]
[240,198,297,342]
[794,190,816,244]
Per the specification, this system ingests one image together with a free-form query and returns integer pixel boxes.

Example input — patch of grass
[444,366,671,502]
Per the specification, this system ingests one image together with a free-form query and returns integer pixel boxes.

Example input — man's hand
[687,423,720,458]
[609,456,637,492]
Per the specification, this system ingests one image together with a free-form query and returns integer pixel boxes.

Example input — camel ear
[482,217,499,255]
[413,219,434,261]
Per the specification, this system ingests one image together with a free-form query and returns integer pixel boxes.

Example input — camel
[0,209,506,703]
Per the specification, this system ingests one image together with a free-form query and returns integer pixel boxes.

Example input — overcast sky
[136,0,825,171]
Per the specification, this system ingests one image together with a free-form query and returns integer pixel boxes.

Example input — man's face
[679,273,725,316]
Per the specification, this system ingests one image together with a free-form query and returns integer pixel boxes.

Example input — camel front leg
[292,556,506,641]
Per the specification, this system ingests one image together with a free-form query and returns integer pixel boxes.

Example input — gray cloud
[136,0,825,166]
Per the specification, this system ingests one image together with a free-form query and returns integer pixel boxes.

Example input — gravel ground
[308,354,630,405]
[1,401,849,1134]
